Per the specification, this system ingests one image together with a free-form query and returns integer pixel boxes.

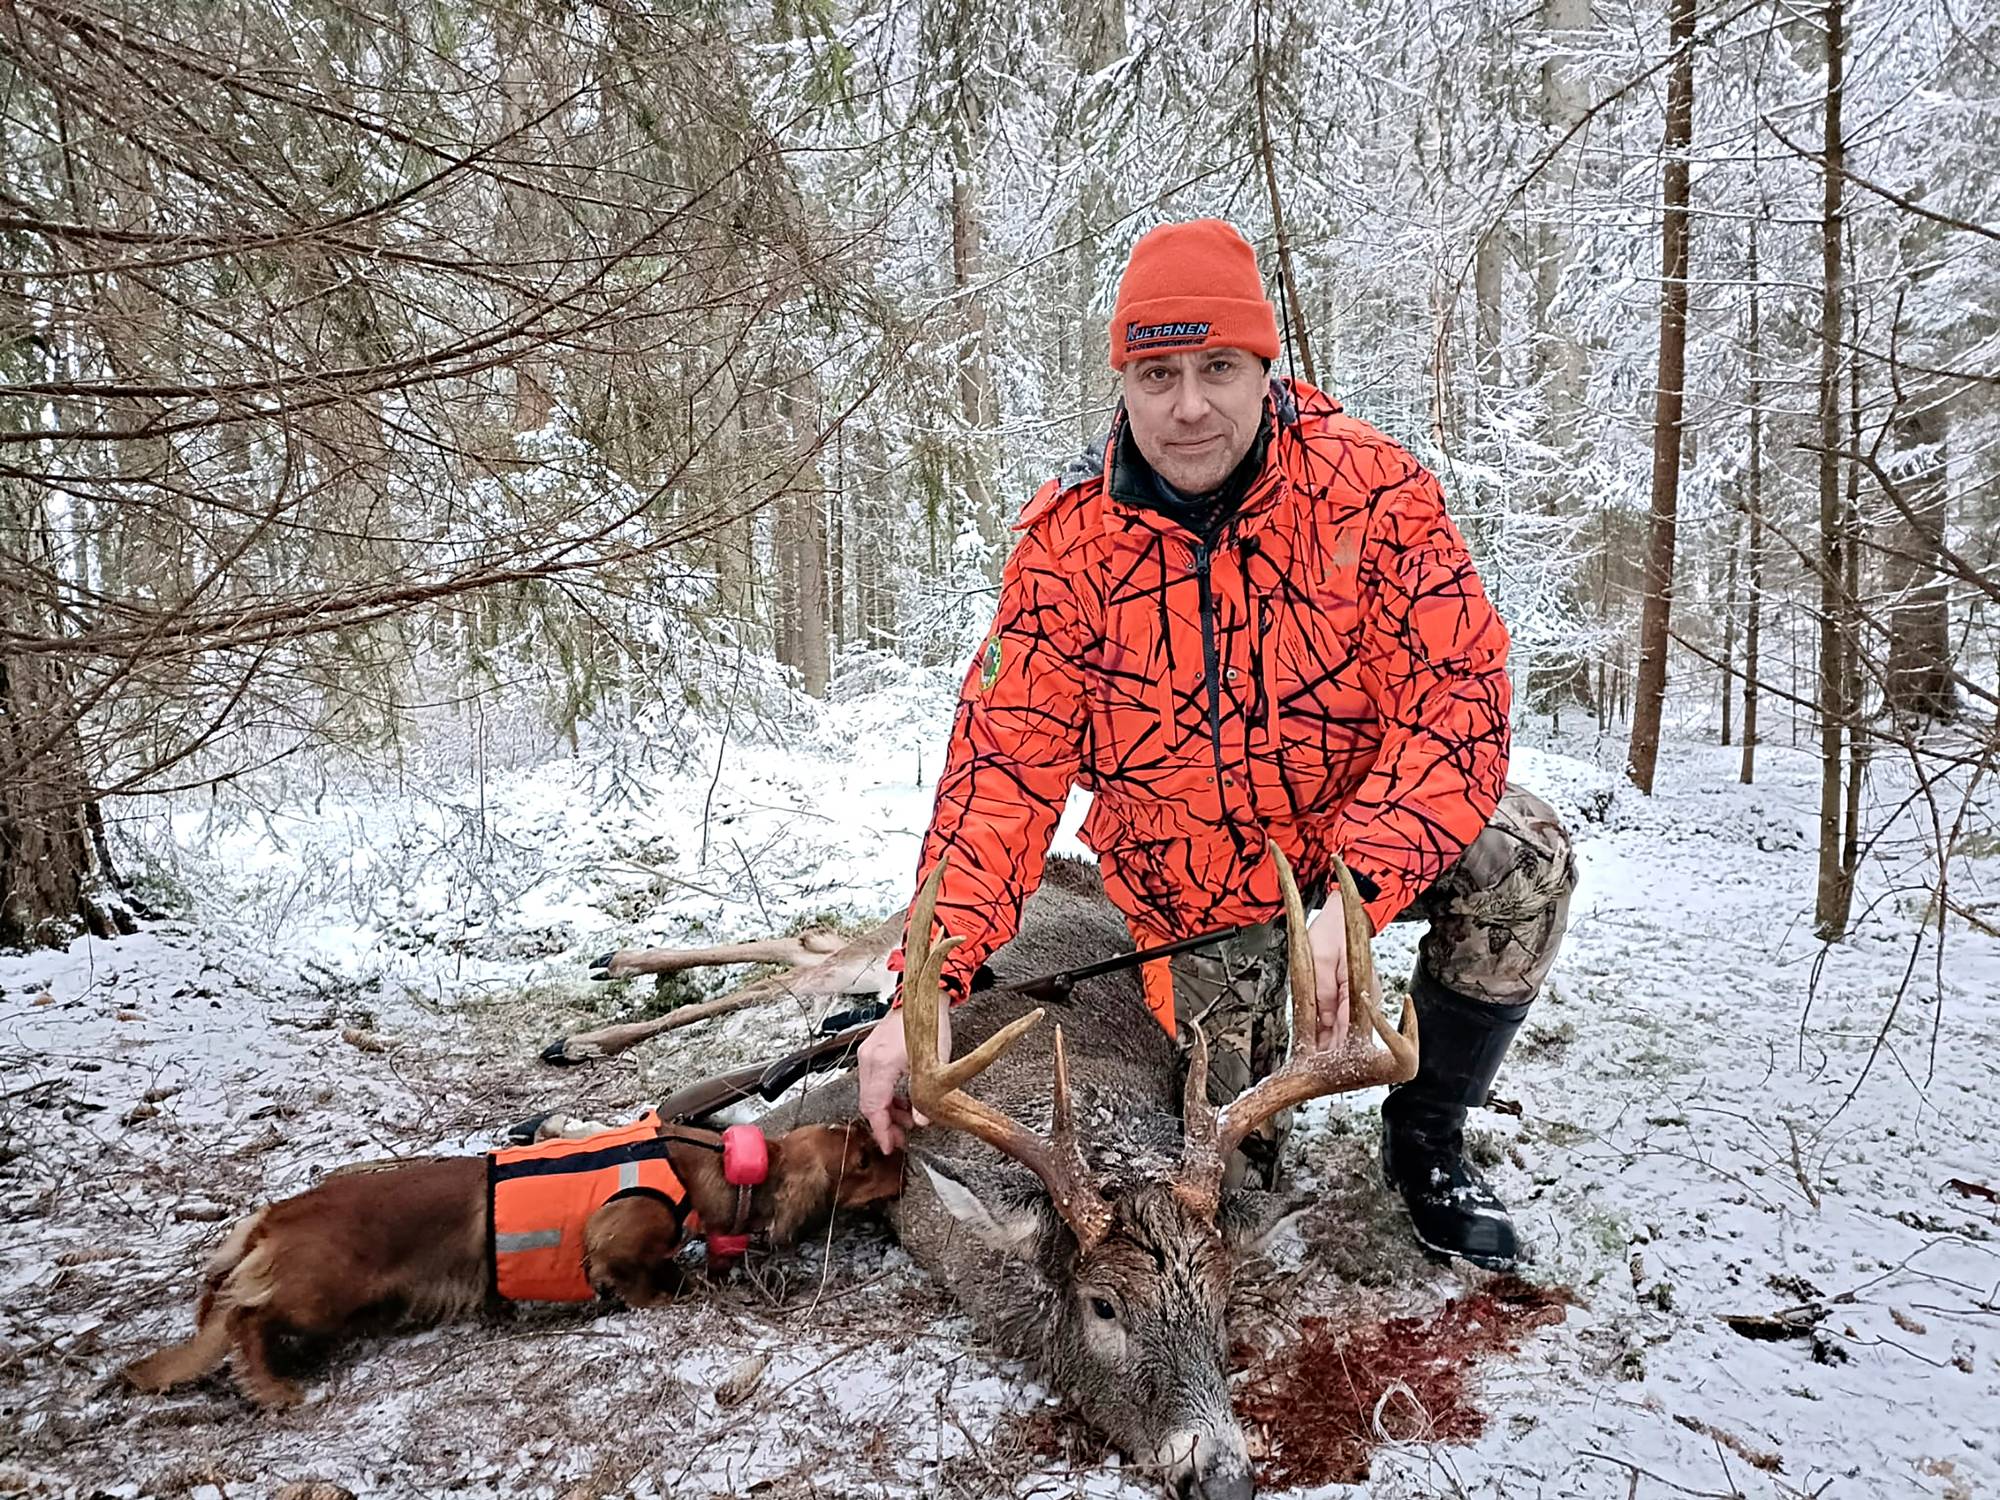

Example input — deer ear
[1217,1188,1313,1255]
[918,1160,1047,1261]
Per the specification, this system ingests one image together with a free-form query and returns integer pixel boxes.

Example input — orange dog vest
[488,1112,692,1303]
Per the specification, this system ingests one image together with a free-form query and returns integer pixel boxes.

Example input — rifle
[655,925,1239,1123]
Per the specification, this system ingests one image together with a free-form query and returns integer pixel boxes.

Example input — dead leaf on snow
[1917,1457,1973,1500]
[714,1352,770,1408]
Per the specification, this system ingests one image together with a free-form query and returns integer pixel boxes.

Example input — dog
[123,1113,901,1407]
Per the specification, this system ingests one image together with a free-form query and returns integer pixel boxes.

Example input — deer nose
[1173,1466,1254,1500]
[1165,1433,1256,1500]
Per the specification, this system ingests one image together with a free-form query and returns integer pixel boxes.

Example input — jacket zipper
[1191,541,1229,792]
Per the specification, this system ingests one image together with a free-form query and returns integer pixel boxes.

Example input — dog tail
[122,1310,235,1393]
[193,1209,266,1323]
[125,1210,272,1394]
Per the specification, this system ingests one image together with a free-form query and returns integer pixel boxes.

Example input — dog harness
[488,1111,691,1303]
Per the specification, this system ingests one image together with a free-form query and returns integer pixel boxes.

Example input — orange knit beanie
[1109,220,1281,369]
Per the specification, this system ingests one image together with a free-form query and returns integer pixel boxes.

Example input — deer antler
[1176,843,1420,1219]
[903,857,1115,1253]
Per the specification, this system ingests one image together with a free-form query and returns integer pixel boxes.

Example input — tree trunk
[0,198,128,946]
[1596,504,1612,731]
[830,426,848,655]
[0,667,96,947]
[1062,0,1124,445]
[1740,209,1764,786]
[772,501,799,676]
[800,486,829,698]
[1721,511,1739,746]
[949,119,1001,559]
[1527,0,1595,710]
[858,423,896,651]
[1813,0,1854,940]
[1253,0,1318,388]
[1535,0,1593,452]
[1475,226,1504,400]
[1882,396,1956,720]
[0,479,125,946]
[779,376,830,698]
[1625,0,1696,794]
[499,28,553,440]
[1840,276,1865,892]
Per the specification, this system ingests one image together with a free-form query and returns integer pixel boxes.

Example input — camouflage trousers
[1167,784,1577,1186]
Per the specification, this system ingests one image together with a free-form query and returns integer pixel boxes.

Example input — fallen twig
[1785,1120,1822,1210]
[1580,1450,1746,1499]
[1674,1413,1783,1473]
[1721,1304,1826,1342]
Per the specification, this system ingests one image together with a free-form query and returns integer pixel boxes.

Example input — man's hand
[1302,888,1356,1052]
[857,993,953,1155]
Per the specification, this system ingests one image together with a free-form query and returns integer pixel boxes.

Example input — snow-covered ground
[3,680,1996,1500]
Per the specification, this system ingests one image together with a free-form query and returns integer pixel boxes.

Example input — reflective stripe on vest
[488,1111,691,1303]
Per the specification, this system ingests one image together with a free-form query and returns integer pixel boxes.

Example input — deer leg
[1174,919,1292,1191]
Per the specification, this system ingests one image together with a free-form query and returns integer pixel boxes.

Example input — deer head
[902,845,1418,1500]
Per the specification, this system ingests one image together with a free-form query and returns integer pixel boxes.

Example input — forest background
[4,3,1999,1496]
[3,0,1994,948]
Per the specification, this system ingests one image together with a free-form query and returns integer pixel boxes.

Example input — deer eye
[1089,1296,1117,1321]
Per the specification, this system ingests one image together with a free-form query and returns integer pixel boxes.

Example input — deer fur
[123,1122,901,1409]
[765,858,1303,1500]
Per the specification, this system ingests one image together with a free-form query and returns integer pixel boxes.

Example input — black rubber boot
[1380,975,1530,1271]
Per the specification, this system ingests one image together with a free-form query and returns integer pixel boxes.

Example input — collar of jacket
[1093,377,1307,545]
[1108,409,1273,540]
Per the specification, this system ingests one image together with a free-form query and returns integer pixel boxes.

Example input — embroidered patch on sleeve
[978,634,1004,693]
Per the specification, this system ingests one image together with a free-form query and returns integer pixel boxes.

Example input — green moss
[1581,1206,1634,1256]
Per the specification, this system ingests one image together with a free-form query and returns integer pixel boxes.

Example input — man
[858,219,1576,1270]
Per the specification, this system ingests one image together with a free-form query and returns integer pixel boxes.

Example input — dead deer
[763,846,1415,1500]
[123,1116,901,1408]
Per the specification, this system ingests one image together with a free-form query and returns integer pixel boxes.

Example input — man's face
[1119,348,1267,496]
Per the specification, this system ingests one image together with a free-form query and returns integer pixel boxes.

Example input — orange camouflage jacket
[895,379,1511,1012]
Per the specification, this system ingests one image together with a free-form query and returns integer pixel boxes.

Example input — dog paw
[120,1357,171,1394]
[243,1377,305,1410]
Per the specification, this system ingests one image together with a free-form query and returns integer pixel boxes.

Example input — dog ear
[582,1196,686,1307]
